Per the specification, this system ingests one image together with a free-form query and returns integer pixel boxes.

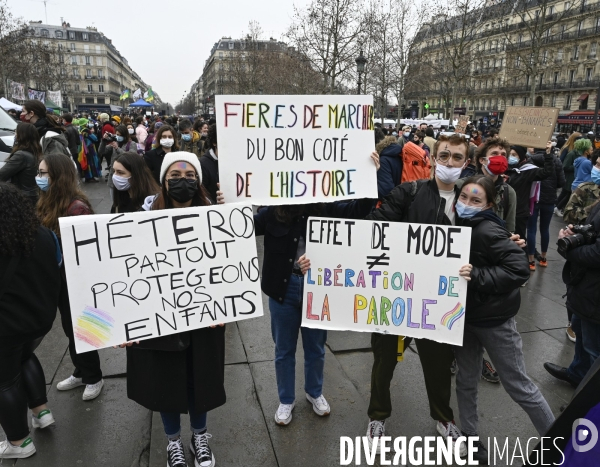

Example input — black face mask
[167,178,198,203]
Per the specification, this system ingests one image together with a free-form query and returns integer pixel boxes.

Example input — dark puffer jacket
[506,152,554,217]
[463,212,529,325]
[375,137,403,199]
[0,150,39,202]
[563,201,600,325]
[530,152,566,205]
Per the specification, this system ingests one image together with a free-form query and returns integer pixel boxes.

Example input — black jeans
[515,216,529,243]
[0,336,47,441]
[58,266,102,384]
[556,188,572,211]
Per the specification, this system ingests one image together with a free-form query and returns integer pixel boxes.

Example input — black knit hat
[510,145,527,161]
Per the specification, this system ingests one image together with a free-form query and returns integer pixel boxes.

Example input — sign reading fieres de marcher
[59,204,263,353]
[216,95,377,205]
[498,106,559,148]
[301,218,472,346]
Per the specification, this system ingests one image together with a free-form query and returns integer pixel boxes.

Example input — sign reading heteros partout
[215,95,377,206]
[498,106,559,148]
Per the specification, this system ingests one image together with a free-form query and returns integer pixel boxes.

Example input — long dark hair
[11,122,42,160]
[154,125,179,151]
[22,100,64,133]
[0,182,40,257]
[112,152,160,211]
[274,203,326,226]
[151,161,210,210]
[115,124,130,147]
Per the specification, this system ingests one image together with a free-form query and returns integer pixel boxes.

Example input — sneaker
[274,402,295,426]
[529,261,536,271]
[166,437,187,467]
[190,431,215,467]
[366,419,386,454]
[450,359,457,375]
[306,393,330,416]
[554,207,564,217]
[539,258,548,267]
[482,359,499,383]
[566,324,576,343]
[31,409,55,429]
[82,379,104,401]
[0,437,36,459]
[437,420,467,457]
[465,436,489,464]
[57,375,84,391]
[521,280,528,287]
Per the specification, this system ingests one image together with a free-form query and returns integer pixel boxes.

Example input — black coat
[0,150,39,201]
[200,151,219,204]
[64,124,80,159]
[0,226,61,337]
[463,214,529,325]
[255,198,375,303]
[126,325,226,414]
[143,147,167,185]
[563,202,600,325]
[506,153,554,218]
[530,152,566,205]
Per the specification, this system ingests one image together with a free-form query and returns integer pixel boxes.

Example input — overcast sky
[9,0,310,104]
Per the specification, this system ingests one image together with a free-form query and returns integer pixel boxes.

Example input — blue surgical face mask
[181,134,192,142]
[508,155,519,166]
[455,200,484,219]
[35,176,50,191]
[116,136,124,143]
[591,166,600,185]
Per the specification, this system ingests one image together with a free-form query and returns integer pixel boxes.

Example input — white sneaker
[56,375,84,391]
[437,420,467,457]
[274,402,295,425]
[31,409,55,429]
[82,379,104,401]
[554,207,564,217]
[0,437,36,459]
[366,419,386,454]
[306,393,330,416]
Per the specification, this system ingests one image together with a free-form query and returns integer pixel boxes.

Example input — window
[70,43,75,51]
[97,98,105,104]
[591,42,597,57]
[566,95,572,108]
[586,68,593,82]
[85,98,94,104]
[71,55,77,65]
[535,10,540,18]
[515,56,521,67]
[83,32,88,41]
[95,45,101,54]
[85,56,91,65]
[41,29,49,37]
[84,45,89,53]
[518,34,523,44]
[99,84,104,92]
[218,52,223,58]
[549,6,555,15]
[597,17,600,30]
[60,67,66,76]
[569,69,575,84]
[98,69,103,78]
[557,48,563,61]
[552,95,557,106]
[573,45,580,60]
[87,83,93,92]
[55,30,63,38]
[544,28,550,38]
[565,2,571,10]
[554,71,559,83]
[561,25,567,37]
[73,68,79,77]
[526,75,531,86]
[74,84,80,91]
[511,97,515,106]
[69,32,75,39]
[229,42,234,49]
[578,21,584,33]
[523,97,528,106]
[58,54,64,63]
[58,43,63,50]
[86,69,92,78]
[543,50,548,63]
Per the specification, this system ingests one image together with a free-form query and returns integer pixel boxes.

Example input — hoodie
[375,136,403,199]
[572,156,593,191]
[179,130,202,157]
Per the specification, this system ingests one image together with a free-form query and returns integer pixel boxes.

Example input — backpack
[401,142,431,183]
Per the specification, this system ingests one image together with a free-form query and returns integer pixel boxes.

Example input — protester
[556,132,583,215]
[125,152,224,467]
[126,123,138,143]
[76,118,102,183]
[111,152,160,213]
[0,123,42,205]
[178,119,202,157]
[571,139,594,192]
[412,130,430,157]
[401,125,412,143]
[19,100,71,158]
[193,120,209,154]
[375,135,403,199]
[200,124,219,203]
[62,114,81,166]
[100,124,136,194]
[0,183,61,460]
[97,113,114,138]
[135,116,148,145]
[36,154,105,401]
[424,128,437,152]
[145,122,157,153]
[526,147,566,270]
[564,152,600,225]
[453,176,555,462]
[143,125,179,185]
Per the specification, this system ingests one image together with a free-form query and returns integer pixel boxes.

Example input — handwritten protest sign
[498,106,559,148]
[455,115,470,134]
[301,218,471,345]
[216,95,377,206]
[59,205,263,353]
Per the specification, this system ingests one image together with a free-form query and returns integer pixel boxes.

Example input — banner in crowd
[455,115,470,134]
[215,95,377,206]
[498,106,559,148]
[59,205,264,353]
[10,80,25,100]
[301,218,472,346]
[47,90,62,106]
[133,88,142,99]
[28,88,45,103]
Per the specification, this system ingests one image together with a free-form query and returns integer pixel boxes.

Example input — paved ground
[2,179,577,467]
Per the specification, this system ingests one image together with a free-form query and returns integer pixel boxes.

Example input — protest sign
[498,106,559,148]
[455,115,470,134]
[59,204,263,353]
[10,80,25,101]
[28,88,45,103]
[301,218,471,345]
[215,95,377,206]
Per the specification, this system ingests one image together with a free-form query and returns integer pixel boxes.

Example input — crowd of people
[1,101,599,466]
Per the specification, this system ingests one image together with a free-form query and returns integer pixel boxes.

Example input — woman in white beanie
[125,152,223,467]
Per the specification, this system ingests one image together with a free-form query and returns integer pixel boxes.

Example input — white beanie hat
[159,151,202,185]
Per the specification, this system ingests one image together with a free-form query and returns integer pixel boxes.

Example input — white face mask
[435,163,463,185]
[404,132,410,138]
[112,174,131,191]
[160,138,174,148]
[128,128,134,135]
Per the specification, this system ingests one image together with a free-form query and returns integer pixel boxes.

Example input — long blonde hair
[37,154,93,235]
[562,132,582,152]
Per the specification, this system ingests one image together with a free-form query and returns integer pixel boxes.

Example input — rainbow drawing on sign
[440,303,465,330]
[75,306,115,348]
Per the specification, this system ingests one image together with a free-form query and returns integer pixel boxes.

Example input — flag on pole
[143,90,148,99]
[146,88,154,102]
[132,88,142,99]
[119,90,130,101]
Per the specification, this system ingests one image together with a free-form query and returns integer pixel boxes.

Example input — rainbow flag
[440,303,465,330]
[77,134,88,171]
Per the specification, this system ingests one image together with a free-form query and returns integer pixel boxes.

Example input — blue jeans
[160,346,207,440]
[527,203,554,256]
[269,273,327,404]
[567,313,600,384]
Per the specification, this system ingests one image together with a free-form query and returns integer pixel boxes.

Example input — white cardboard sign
[301,218,471,346]
[59,204,263,353]
[216,95,377,205]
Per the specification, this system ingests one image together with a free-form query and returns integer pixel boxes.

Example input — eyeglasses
[436,152,466,164]
[37,170,49,178]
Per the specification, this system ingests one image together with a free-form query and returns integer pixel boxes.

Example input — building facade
[27,21,159,113]
[406,0,600,131]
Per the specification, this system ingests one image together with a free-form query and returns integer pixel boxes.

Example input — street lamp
[355,50,367,95]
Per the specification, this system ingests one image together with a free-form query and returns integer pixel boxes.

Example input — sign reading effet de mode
[216,95,378,205]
